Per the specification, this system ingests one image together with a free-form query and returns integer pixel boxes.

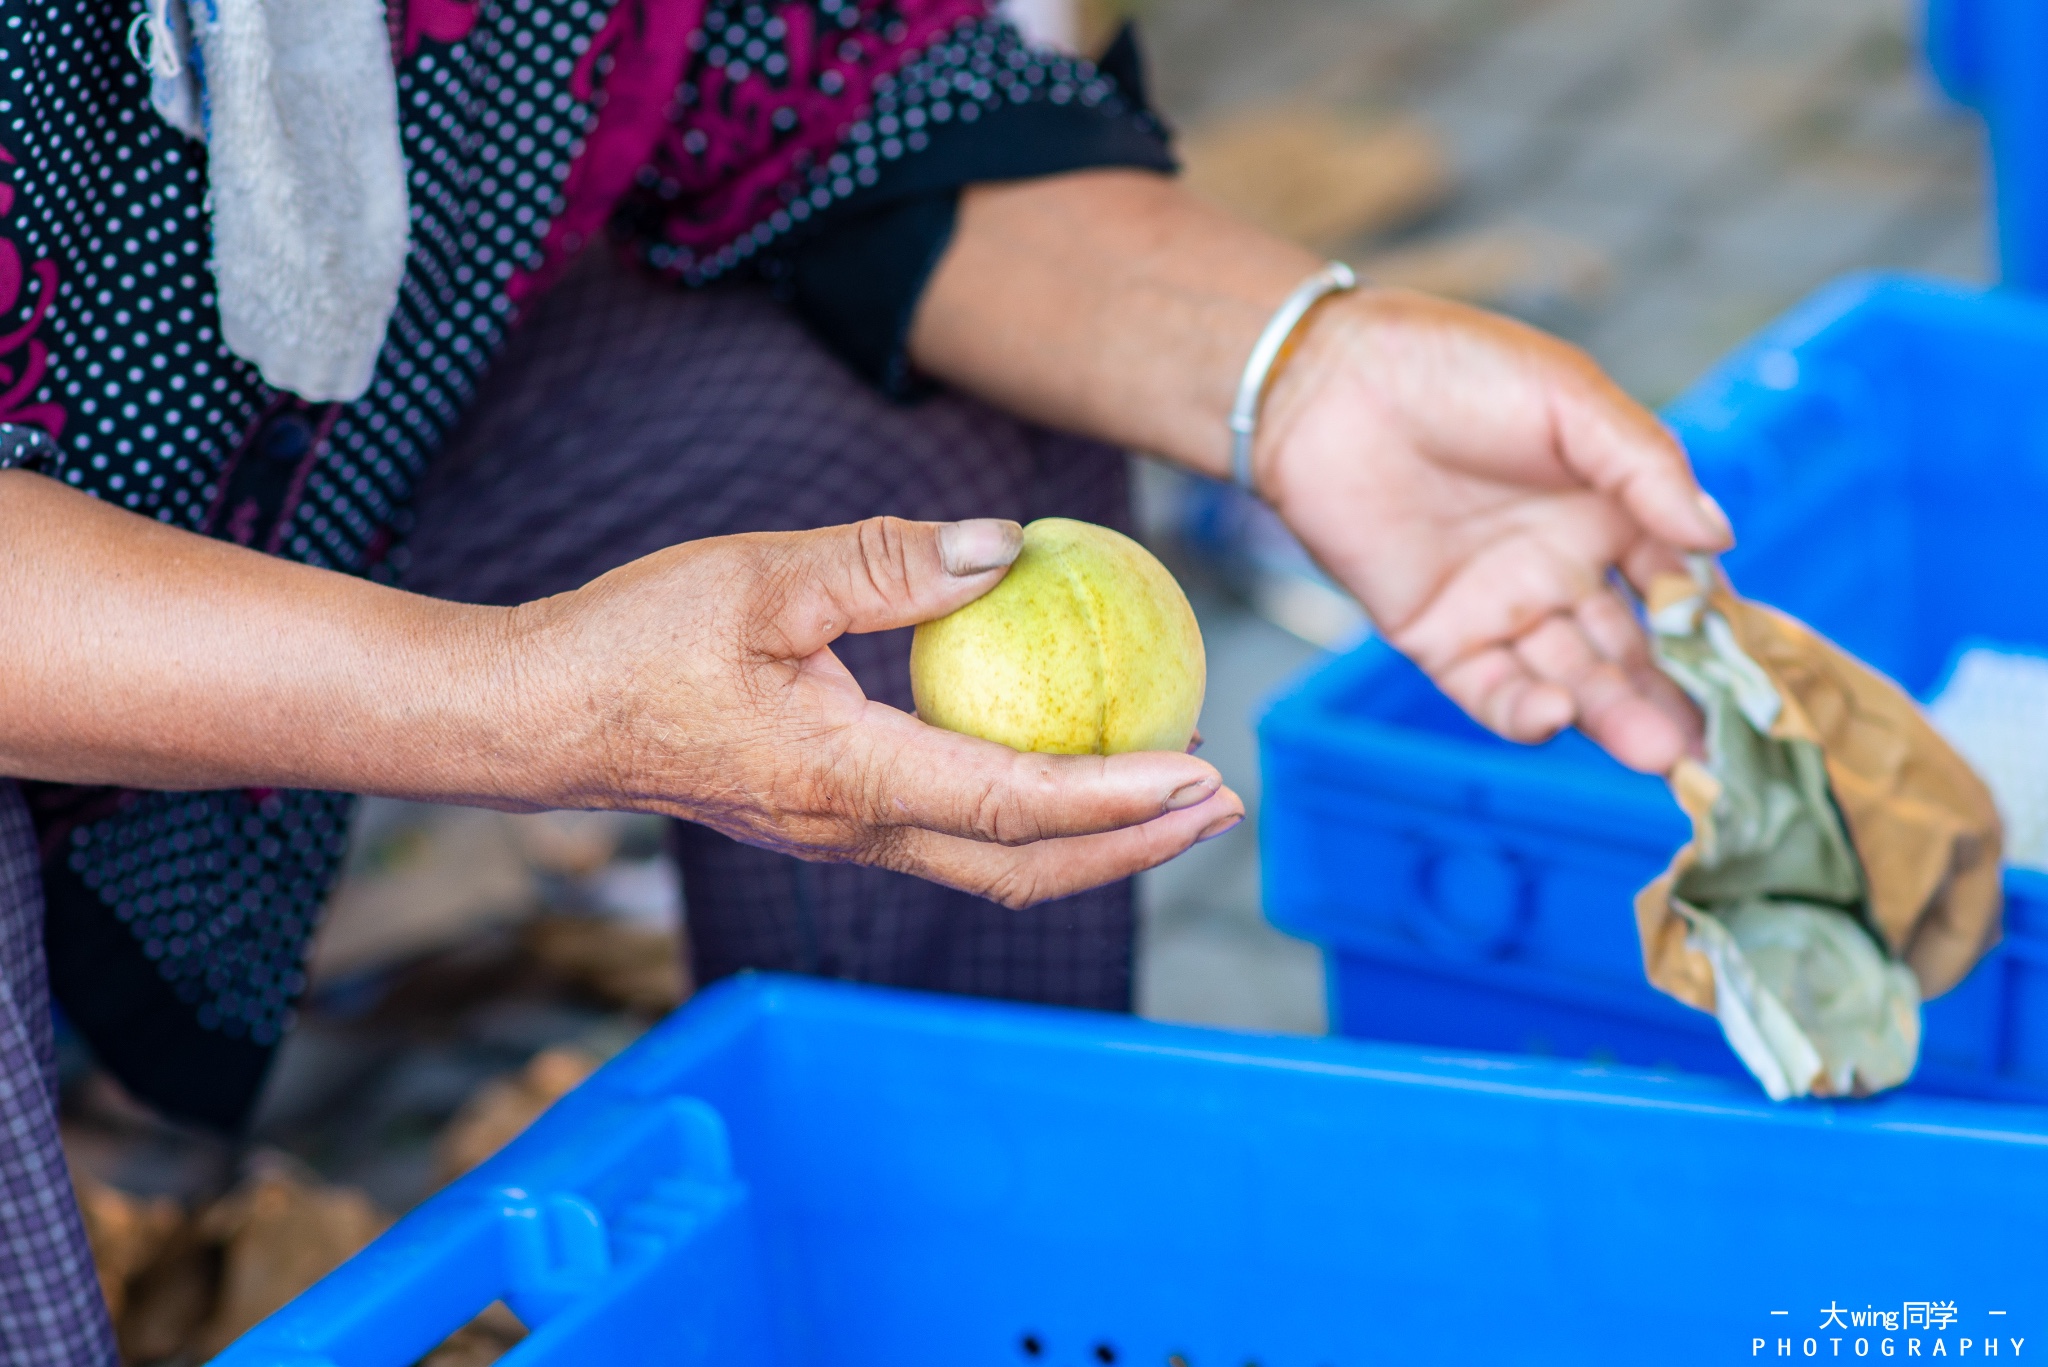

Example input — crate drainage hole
[1020,1336,1272,1367]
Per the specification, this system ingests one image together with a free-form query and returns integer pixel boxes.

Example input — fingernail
[939,519,1023,576]
[1165,778,1216,811]
[1196,813,1243,843]
[1694,491,1732,543]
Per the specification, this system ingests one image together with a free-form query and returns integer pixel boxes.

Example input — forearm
[907,169,1322,477]
[0,470,558,803]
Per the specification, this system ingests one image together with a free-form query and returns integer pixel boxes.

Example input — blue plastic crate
[1926,0,2048,291]
[1261,274,2048,1103]
[219,975,2047,1365]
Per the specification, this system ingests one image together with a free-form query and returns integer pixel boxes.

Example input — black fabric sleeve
[763,24,1176,397]
[0,422,58,469]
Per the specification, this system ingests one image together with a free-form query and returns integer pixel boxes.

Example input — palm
[1260,291,1727,772]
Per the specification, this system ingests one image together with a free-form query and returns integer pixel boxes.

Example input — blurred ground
[59,807,684,1361]
[58,1,1992,1358]
[1147,0,1986,401]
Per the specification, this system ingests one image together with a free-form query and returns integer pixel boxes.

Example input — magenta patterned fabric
[511,0,992,304]
[648,0,986,248]
[0,147,61,437]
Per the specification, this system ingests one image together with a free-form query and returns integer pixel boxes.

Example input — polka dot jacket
[0,0,1168,1129]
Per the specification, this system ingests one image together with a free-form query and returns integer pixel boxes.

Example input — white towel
[136,0,410,402]
[1928,646,2048,872]
[997,0,1081,52]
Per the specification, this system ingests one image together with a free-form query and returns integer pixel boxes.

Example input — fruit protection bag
[1633,561,2004,1100]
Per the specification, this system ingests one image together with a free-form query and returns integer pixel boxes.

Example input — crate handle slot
[210,1096,766,1367]
[1405,842,1536,960]
[503,1192,611,1325]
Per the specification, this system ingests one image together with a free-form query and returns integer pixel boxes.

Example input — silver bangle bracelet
[1227,261,1359,494]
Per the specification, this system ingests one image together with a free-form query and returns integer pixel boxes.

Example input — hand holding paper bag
[1634,562,2004,1099]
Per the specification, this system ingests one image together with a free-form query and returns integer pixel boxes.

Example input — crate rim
[551,973,2048,1144]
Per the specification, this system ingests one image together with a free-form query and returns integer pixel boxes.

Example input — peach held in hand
[911,517,1206,755]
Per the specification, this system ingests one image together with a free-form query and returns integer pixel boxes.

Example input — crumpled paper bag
[1634,561,2004,1099]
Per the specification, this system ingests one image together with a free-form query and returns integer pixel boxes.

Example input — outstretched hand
[519,516,1244,907]
[0,471,1233,905]
[1256,288,1731,772]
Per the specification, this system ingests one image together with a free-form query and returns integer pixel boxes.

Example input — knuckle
[828,745,893,830]
[1476,679,1526,736]
[854,516,918,605]
[740,540,819,657]
[982,862,1049,910]
[966,754,1056,847]
[854,824,912,873]
[969,780,1011,843]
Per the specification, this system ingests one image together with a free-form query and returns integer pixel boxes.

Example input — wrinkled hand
[1256,288,1732,772]
[517,517,1242,907]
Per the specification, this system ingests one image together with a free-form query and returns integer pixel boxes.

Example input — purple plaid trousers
[0,782,118,1364]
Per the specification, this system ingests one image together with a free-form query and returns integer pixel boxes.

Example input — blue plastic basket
[1926,0,2048,291]
[218,975,2047,1365]
[1261,274,2048,1103]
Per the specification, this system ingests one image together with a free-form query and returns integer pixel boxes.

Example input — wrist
[1249,284,1386,507]
[1228,263,1359,494]
[316,583,597,813]
[457,593,617,813]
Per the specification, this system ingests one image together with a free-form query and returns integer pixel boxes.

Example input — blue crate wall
[1672,277,2048,693]
[216,978,2048,1366]
[1927,0,2048,292]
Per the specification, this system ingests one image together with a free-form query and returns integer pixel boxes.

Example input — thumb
[761,516,1022,657]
